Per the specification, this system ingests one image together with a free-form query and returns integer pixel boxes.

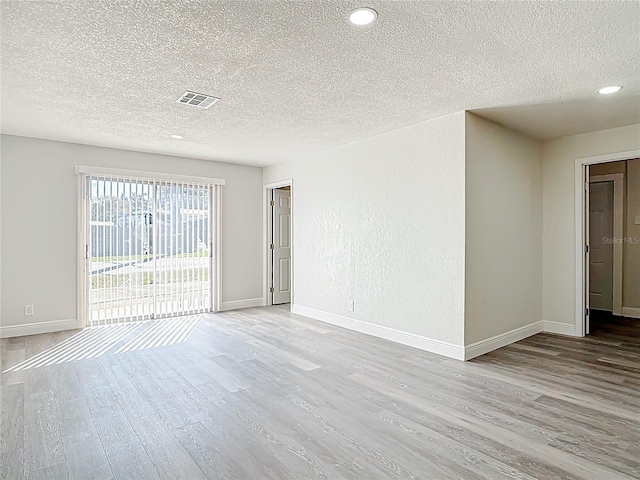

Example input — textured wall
[264,112,466,345]
[464,113,543,344]
[542,124,640,326]
[0,135,263,327]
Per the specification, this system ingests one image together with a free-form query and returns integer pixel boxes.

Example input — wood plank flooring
[1,306,639,479]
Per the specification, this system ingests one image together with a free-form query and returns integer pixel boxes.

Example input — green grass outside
[91,268,209,288]
[91,255,152,263]
[91,250,208,263]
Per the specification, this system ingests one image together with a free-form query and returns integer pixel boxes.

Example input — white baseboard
[0,318,78,339]
[220,297,265,312]
[542,320,577,336]
[291,304,465,360]
[464,322,543,360]
[622,307,640,319]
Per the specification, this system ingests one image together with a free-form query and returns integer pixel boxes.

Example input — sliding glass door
[84,174,216,326]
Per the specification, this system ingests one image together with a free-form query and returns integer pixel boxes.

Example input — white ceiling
[1,1,639,167]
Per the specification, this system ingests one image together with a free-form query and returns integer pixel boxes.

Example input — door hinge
[585,308,589,317]
[270,200,275,206]
[585,245,589,254]
[270,244,274,250]
[85,245,89,260]
[270,287,274,293]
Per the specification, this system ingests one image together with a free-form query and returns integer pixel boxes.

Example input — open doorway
[578,154,640,336]
[265,180,292,306]
[587,167,624,333]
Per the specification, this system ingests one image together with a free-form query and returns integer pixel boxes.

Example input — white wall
[264,112,467,347]
[1,135,264,329]
[464,113,543,345]
[542,124,640,328]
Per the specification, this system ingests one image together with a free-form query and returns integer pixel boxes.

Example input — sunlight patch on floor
[3,315,201,372]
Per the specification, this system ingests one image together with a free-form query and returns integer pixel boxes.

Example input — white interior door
[272,188,291,305]
[588,180,614,312]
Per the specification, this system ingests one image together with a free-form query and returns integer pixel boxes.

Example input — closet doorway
[265,180,292,306]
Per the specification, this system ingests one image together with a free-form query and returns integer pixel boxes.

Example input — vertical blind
[84,173,217,326]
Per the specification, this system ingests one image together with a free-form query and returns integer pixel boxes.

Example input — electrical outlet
[348,301,354,311]
[24,305,35,316]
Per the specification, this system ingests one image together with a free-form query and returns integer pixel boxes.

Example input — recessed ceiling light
[169,134,184,139]
[348,7,377,26]
[597,85,622,95]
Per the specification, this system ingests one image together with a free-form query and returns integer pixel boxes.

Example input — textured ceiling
[1,1,639,166]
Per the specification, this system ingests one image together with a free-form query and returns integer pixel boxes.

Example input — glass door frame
[76,165,224,328]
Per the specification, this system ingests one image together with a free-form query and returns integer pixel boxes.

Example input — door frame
[589,174,624,316]
[574,150,639,336]
[263,179,293,306]
[76,165,224,328]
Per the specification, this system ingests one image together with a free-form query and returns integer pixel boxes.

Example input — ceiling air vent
[176,91,220,109]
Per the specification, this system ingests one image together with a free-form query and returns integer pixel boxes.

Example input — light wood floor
[1,306,639,479]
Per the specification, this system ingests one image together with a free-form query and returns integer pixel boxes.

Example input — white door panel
[279,215,290,248]
[588,181,614,312]
[279,258,290,293]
